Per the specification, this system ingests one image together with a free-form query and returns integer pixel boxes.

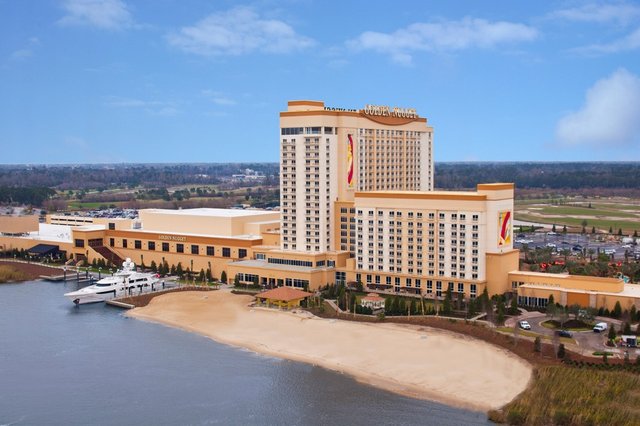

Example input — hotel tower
[279,100,434,254]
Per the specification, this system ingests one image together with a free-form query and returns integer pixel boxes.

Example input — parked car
[556,329,572,338]
[519,320,531,330]
[593,322,608,332]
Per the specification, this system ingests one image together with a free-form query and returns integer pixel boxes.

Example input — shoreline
[127,290,532,412]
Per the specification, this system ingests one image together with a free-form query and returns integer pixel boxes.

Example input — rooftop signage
[363,104,418,119]
[323,106,358,112]
[159,235,187,242]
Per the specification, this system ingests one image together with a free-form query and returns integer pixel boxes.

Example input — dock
[105,300,136,309]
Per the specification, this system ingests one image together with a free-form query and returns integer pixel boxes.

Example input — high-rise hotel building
[279,101,433,254]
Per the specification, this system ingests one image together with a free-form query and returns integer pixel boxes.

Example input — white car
[519,320,531,330]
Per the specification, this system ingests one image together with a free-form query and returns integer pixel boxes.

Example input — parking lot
[513,232,640,260]
[511,312,639,357]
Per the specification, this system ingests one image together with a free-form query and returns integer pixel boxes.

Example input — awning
[27,244,60,257]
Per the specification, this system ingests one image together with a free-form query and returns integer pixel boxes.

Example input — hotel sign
[363,104,418,119]
[159,235,187,242]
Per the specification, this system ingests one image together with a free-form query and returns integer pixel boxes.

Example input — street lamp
[63,266,67,282]
[98,267,102,280]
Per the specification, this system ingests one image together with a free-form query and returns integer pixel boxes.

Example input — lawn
[539,205,638,219]
[515,213,640,233]
[491,366,640,425]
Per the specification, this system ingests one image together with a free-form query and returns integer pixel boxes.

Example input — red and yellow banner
[347,134,354,187]
[498,210,512,246]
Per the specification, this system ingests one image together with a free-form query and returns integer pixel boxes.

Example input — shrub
[506,408,526,425]
[557,343,566,359]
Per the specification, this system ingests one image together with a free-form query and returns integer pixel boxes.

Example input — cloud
[347,17,538,64]
[58,0,134,30]
[104,96,180,115]
[8,37,40,61]
[201,90,237,106]
[166,6,314,56]
[555,68,640,147]
[549,2,640,26]
[575,27,640,54]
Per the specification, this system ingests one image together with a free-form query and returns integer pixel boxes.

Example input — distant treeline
[435,162,640,190]
[0,163,280,190]
[1,162,639,197]
[0,186,55,206]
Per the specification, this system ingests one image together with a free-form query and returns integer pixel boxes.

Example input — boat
[64,258,159,305]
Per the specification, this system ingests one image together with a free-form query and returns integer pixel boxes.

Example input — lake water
[0,280,490,425]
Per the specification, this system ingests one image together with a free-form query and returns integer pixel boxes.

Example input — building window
[134,240,142,249]
[191,245,199,255]
[458,283,464,293]
[74,239,84,248]
[222,247,231,257]
[239,249,247,259]
[206,246,215,256]
[176,244,184,253]
[122,239,127,249]
[148,241,155,251]
[162,242,169,252]
[108,223,115,230]
[109,238,114,247]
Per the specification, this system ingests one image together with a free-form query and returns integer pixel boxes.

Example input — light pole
[98,267,102,280]
[63,266,67,282]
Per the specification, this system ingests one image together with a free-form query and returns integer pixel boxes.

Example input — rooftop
[229,259,323,273]
[142,208,276,218]
[256,286,313,302]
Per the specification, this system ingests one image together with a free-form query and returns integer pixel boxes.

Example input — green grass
[491,366,640,425]
[496,327,575,344]
[538,205,638,218]
[515,213,640,232]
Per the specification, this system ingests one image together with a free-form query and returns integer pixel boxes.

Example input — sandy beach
[128,290,532,412]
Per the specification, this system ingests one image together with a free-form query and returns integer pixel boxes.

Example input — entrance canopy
[27,244,60,257]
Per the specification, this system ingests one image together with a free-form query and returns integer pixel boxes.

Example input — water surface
[0,280,490,425]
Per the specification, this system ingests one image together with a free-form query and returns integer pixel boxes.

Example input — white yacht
[64,258,159,305]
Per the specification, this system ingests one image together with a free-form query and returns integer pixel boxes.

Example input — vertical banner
[498,210,512,247]
[347,134,354,188]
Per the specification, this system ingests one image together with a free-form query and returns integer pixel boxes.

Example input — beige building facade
[280,100,433,254]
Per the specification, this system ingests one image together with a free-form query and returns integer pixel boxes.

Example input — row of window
[350,273,478,297]
[108,238,245,258]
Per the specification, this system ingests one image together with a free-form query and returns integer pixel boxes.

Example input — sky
[1,0,640,164]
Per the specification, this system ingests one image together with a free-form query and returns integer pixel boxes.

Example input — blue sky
[1,0,639,164]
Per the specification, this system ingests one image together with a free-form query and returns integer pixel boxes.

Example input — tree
[613,301,623,319]
[443,288,452,315]
[609,226,613,234]
[176,262,184,278]
[467,298,477,318]
[624,322,632,335]
[552,224,557,233]
[496,300,505,326]
[234,274,240,287]
[150,260,157,272]
[221,270,227,284]
[557,343,565,359]
[618,228,623,236]
[608,324,617,340]
[562,225,567,234]
[591,226,596,234]
[206,268,212,282]
[509,295,518,315]
[534,336,541,353]
[198,269,205,282]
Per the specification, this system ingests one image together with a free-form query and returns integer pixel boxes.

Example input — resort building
[279,100,433,254]
[1,99,638,312]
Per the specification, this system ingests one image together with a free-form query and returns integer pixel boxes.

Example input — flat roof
[128,228,263,241]
[520,283,640,298]
[229,259,324,273]
[141,208,276,218]
[510,270,622,284]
